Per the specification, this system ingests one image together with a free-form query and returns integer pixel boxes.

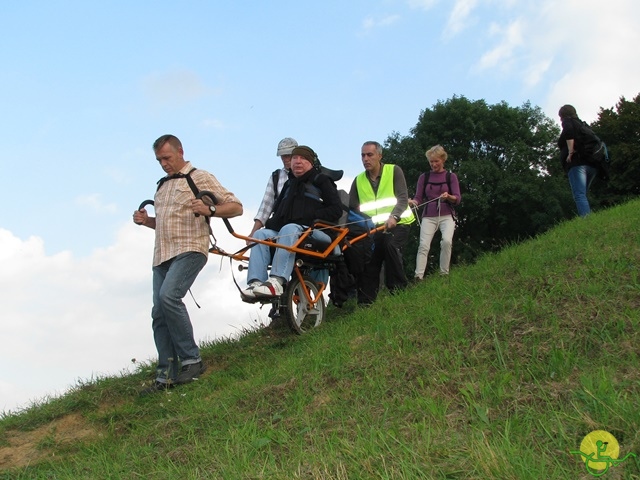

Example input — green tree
[590,93,640,206]
[383,96,572,275]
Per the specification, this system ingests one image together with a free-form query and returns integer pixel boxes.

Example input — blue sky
[1,0,638,413]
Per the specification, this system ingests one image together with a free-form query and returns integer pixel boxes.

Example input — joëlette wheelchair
[203,192,384,334]
[137,190,382,334]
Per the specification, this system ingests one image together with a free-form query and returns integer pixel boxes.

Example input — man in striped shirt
[133,134,242,394]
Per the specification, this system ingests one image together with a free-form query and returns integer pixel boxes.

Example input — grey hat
[276,137,298,156]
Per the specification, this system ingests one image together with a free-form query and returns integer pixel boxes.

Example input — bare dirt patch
[0,413,102,471]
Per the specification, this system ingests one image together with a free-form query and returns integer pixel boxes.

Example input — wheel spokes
[286,277,325,334]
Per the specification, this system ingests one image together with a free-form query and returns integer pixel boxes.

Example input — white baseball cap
[276,137,298,156]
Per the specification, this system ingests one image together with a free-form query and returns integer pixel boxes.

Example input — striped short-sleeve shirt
[153,162,242,266]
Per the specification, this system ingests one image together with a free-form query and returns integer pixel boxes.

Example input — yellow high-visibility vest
[356,164,414,226]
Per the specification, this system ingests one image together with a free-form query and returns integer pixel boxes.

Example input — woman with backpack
[409,145,461,279]
[557,104,601,217]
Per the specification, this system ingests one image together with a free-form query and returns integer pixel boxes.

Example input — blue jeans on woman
[152,251,207,383]
[567,164,598,217]
[247,223,333,284]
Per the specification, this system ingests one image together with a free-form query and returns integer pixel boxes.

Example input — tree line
[382,94,640,275]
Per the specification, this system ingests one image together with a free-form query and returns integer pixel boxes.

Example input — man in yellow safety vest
[348,140,415,305]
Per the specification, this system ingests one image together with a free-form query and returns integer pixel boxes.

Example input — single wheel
[283,275,325,334]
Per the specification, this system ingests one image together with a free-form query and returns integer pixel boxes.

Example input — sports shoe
[252,277,284,298]
[139,380,174,396]
[242,280,263,299]
[174,361,207,385]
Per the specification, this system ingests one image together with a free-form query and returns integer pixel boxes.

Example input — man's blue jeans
[247,223,332,284]
[568,164,598,217]
[151,252,207,383]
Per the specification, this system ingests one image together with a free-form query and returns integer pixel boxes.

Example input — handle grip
[135,200,154,225]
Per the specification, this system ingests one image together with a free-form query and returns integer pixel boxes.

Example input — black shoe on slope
[139,381,174,396]
[174,361,207,385]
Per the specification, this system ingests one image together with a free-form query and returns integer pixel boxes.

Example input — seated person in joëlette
[242,145,343,299]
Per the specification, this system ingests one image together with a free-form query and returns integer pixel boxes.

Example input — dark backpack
[342,209,374,275]
[271,168,281,197]
[574,119,611,181]
[422,170,452,193]
[329,209,374,308]
[328,258,356,308]
[421,171,458,220]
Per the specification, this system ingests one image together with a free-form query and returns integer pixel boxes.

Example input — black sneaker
[139,381,174,396]
[174,361,207,385]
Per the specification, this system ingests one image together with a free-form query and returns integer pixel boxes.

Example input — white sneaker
[242,281,262,299]
[252,277,284,298]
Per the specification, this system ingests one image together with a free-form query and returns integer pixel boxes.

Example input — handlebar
[135,191,232,229]
[135,200,154,225]
[196,191,234,232]
[196,190,217,204]
[138,199,154,210]
[195,191,217,218]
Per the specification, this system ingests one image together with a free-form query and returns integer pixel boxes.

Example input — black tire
[283,275,325,334]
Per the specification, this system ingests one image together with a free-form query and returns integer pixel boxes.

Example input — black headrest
[320,166,343,182]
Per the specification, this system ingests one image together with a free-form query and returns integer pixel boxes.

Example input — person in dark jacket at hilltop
[242,145,343,299]
[557,104,600,217]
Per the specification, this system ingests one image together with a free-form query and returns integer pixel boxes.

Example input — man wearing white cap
[247,137,298,239]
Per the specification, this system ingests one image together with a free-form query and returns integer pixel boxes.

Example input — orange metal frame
[209,218,385,309]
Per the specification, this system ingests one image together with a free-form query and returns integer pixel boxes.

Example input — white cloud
[361,14,402,32]
[541,0,640,121]
[141,69,220,108]
[407,0,439,11]
[75,193,118,214]
[523,59,552,89]
[103,166,132,185]
[202,118,225,129]
[454,0,640,121]
[0,218,264,414]
[474,19,523,72]
[446,0,479,36]
[336,175,354,194]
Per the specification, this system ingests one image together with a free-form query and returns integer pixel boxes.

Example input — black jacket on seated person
[265,168,343,231]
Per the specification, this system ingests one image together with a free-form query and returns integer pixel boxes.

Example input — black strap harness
[156,167,215,233]
[156,167,200,195]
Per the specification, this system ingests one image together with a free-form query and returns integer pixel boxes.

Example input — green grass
[2,199,640,479]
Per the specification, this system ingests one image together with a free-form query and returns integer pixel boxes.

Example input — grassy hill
[1,199,639,479]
